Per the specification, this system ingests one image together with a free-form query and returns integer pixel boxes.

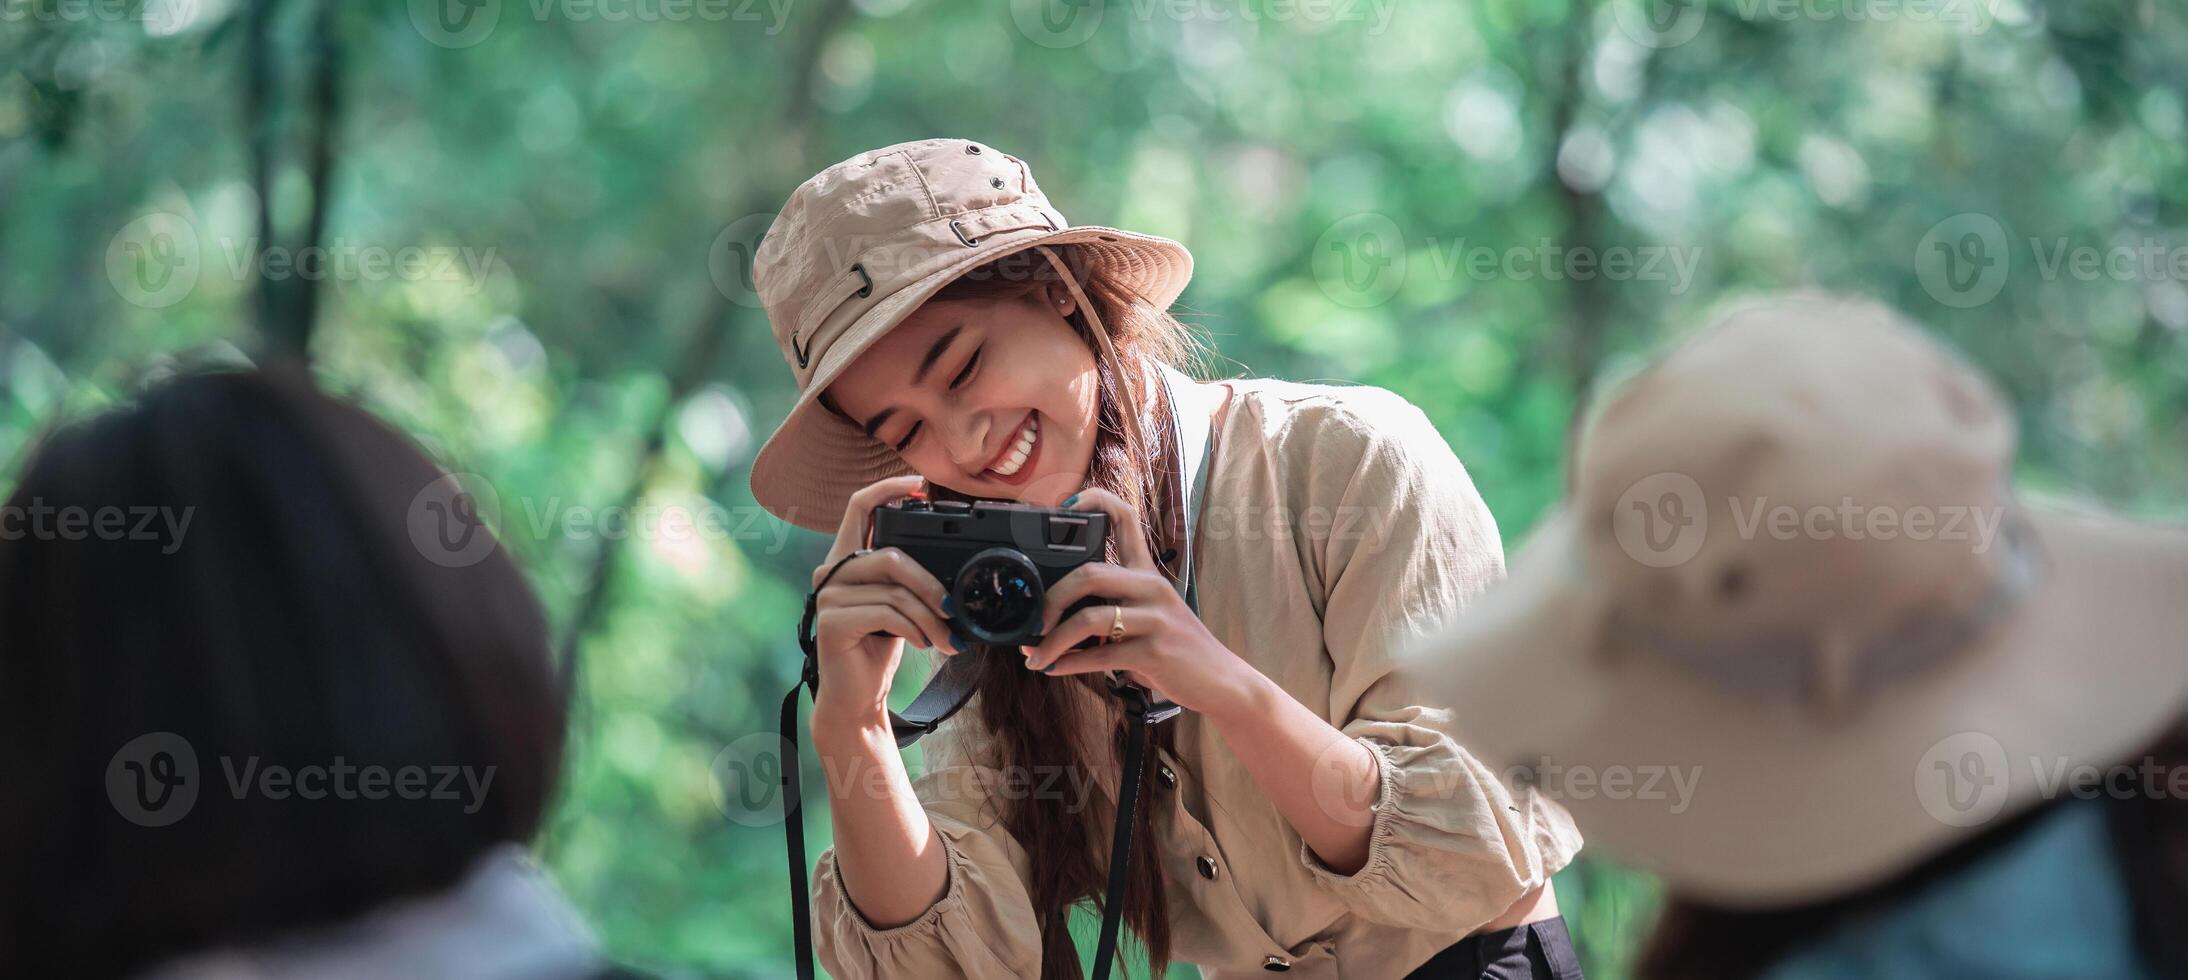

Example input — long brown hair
[925,245,1199,979]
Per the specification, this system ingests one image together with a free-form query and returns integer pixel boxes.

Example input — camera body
[872,498,1109,648]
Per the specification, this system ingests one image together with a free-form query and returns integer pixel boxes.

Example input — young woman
[748,138,1582,979]
[0,369,636,979]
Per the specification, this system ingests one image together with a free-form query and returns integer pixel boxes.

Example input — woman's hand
[1021,487,1261,718]
[809,476,957,730]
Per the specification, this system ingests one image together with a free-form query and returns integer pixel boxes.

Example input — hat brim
[748,226,1192,534]
[1404,501,2188,908]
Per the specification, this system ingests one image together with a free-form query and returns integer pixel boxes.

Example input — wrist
[810,699,894,751]
[1199,657,1276,729]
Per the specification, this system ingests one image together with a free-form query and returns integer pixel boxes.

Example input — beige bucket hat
[1410,294,2188,908]
[746,138,1193,533]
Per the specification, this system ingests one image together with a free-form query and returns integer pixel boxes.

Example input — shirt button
[1263,955,1291,971]
[1157,765,1177,789]
[1196,856,1218,880]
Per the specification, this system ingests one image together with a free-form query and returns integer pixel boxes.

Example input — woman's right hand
[809,475,956,729]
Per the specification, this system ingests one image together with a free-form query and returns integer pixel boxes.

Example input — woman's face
[825,283,1099,505]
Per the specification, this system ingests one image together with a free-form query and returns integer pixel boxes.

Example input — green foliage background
[5,0,2187,976]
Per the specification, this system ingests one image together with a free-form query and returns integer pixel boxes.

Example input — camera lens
[952,548,1045,645]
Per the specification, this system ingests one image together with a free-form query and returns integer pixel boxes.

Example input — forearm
[1202,668,1382,875]
[811,706,951,929]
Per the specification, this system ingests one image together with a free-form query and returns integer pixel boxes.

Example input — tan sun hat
[1408,294,2188,908]
[746,138,1193,533]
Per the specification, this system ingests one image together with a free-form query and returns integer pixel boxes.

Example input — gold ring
[1106,605,1127,645]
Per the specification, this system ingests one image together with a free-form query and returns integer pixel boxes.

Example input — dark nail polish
[942,594,959,617]
[951,635,970,654]
[1040,663,1055,673]
[1062,493,1080,507]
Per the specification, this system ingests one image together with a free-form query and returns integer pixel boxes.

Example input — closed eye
[948,346,982,390]
[893,421,923,453]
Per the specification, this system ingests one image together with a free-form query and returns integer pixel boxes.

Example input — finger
[818,585,952,653]
[1042,562,1166,635]
[823,475,929,572]
[1064,487,1154,572]
[1036,637,1153,678]
[832,547,949,615]
[816,605,926,652]
[1028,604,1144,668]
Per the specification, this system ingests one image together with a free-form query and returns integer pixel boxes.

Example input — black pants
[1404,917,1584,979]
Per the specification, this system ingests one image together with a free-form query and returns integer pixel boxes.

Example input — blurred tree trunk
[245,0,344,366]
[555,0,855,678]
[1547,0,1611,392]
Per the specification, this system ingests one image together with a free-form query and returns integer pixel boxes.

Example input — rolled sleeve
[1292,389,1582,934]
[809,720,1045,980]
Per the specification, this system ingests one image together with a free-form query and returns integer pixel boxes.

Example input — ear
[1043,282,1078,319]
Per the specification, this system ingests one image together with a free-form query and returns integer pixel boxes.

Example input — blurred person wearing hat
[1410,295,2188,979]
[751,139,1584,979]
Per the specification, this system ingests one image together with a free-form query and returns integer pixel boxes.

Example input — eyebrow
[912,326,964,386]
[862,326,965,440]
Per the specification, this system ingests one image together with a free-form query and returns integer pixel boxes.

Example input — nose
[938,409,992,475]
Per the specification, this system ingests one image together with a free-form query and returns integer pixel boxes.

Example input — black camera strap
[777,601,1176,980]
[776,367,1216,980]
[776,564,990,980]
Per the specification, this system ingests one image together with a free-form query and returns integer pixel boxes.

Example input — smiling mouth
[983,415,1040,483]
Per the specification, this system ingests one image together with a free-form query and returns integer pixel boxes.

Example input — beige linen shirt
[812,372,1583,979]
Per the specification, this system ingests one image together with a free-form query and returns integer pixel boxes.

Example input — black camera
[872,498,1109,648]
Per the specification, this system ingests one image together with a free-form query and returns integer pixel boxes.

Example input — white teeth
[989,417,1039,477]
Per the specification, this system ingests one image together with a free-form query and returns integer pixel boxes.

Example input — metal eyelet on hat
[965,143,982,154]
[989,176,1005,189]
[790,265,876,369]
[951,219,979,247]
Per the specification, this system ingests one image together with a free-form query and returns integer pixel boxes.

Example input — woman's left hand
[1021,488,1261,717]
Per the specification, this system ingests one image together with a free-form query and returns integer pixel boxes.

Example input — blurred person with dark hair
[0,368,634,979]
[1412,295,2188,979]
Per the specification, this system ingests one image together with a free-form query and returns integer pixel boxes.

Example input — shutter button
[1157,765,1176,789]
[1263,955,1291,971]
[1196,856,1218,880]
